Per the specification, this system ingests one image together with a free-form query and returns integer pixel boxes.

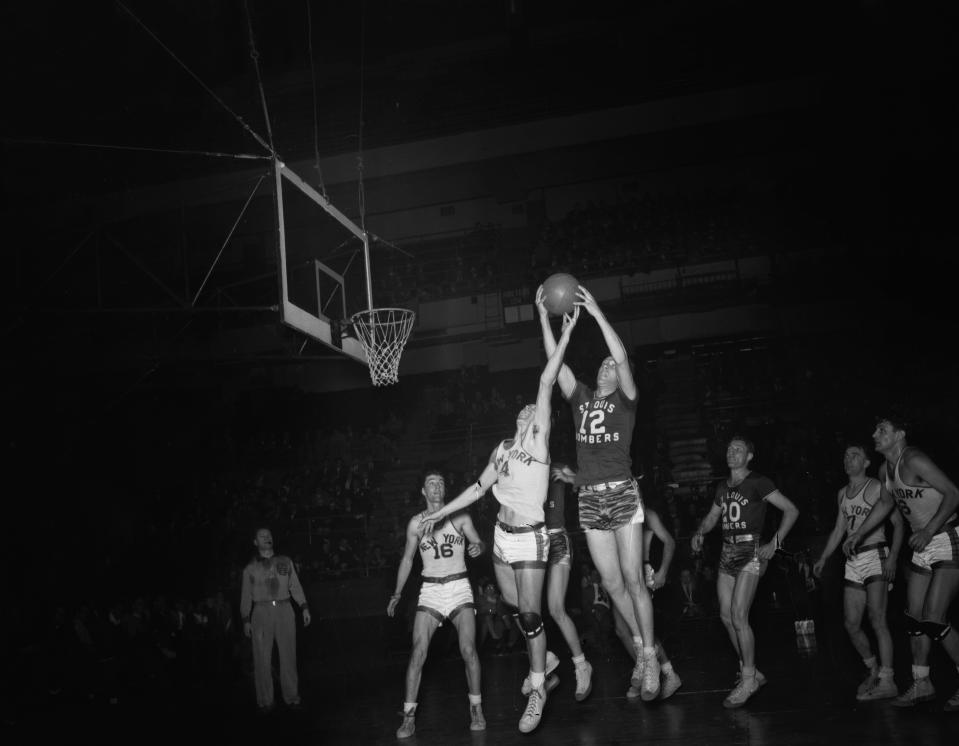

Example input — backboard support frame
[274,159,371,364]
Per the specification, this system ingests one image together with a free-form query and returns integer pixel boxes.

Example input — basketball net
[350,308,416,386]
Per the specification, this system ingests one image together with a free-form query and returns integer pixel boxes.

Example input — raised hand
[574,285,601,317]
[560,305,581,335]
[535,284,548,316]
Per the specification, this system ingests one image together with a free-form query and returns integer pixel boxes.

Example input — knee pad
[516,612,544,639]
[904,611,924,637]
[920,620,952,642]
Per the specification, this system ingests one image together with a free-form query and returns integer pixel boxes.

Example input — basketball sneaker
[574,660,593,702]
[660,668,683,700]
[630,648,645,690]
[734,667,767,688]
[641,649,661,701]
[944,687,959,712]
[396,710,416,739]
[891,677,935,707]
[856,670,879,698]
[857,676,898,701]
[626,684,641,701]
[521,650,560,695]
[518,685,548,733]
[469,703,486,731]
[723,673,762,709]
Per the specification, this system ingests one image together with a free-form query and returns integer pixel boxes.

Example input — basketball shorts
[494,521,549,569]
[547,529,572,567]
[910,525,959,573]
[577,479,643,531]
[417,576,475,623]
[718,539,767,578]
[844,543,889,588]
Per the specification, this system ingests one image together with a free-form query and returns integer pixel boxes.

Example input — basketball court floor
[10,597,959,745]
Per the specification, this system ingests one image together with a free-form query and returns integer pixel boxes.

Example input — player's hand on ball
[535,285,548,315]
[575,285,600,316]
[560,305,580,334]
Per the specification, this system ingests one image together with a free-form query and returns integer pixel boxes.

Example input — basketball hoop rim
[349,307,416,323]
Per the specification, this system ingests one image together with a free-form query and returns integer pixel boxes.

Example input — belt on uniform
[852,541,888,555]
[582,479,630,492]
[724,533,759,545]
[547,527,567,535]
[496,520,546,534]
[255,598,291,607]
[422,571,469,584]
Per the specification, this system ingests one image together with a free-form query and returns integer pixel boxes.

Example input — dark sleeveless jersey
[713,471,777,538]
[545,478,566,530]
[566,381,637,486]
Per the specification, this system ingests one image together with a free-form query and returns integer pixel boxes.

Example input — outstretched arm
[536,285,577,398]
[527,307,580,456]
[575,285,636,400]
[419,461,499,536]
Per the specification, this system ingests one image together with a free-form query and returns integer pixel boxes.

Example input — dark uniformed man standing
[240,527,312,713]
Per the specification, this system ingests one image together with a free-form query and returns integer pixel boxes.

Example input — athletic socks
[529,671,545,691]
[403,702,417,715]
[468,693,482,705]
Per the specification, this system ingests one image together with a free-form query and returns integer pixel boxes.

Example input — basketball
[541,272,580,316]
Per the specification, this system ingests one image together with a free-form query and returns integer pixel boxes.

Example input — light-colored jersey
[491,438,548,523]
[840,477,886,545]
[886,449,950,533]
[418,517,467,577]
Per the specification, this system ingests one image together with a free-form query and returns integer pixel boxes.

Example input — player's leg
[397,609,441,738]
[613,520,660,700]
[584,529,636,635]
[859,577,897,699]
[612,600,637,661]
[547,561,584,659]
[514,564,550,732]
[920,566,959,710]
[547,560,592,700]
[722,567,764,709]
[843,582,875,695]
[716,571,741,664]
[450,605,485,731]
[655,639,683,699]
[613,521,655,653]
[891,566,934,707]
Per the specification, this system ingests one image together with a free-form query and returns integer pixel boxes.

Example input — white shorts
[417,575,475,623]
[493,521,549,569]
[844,544,888,588]
[910,525,959,574]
